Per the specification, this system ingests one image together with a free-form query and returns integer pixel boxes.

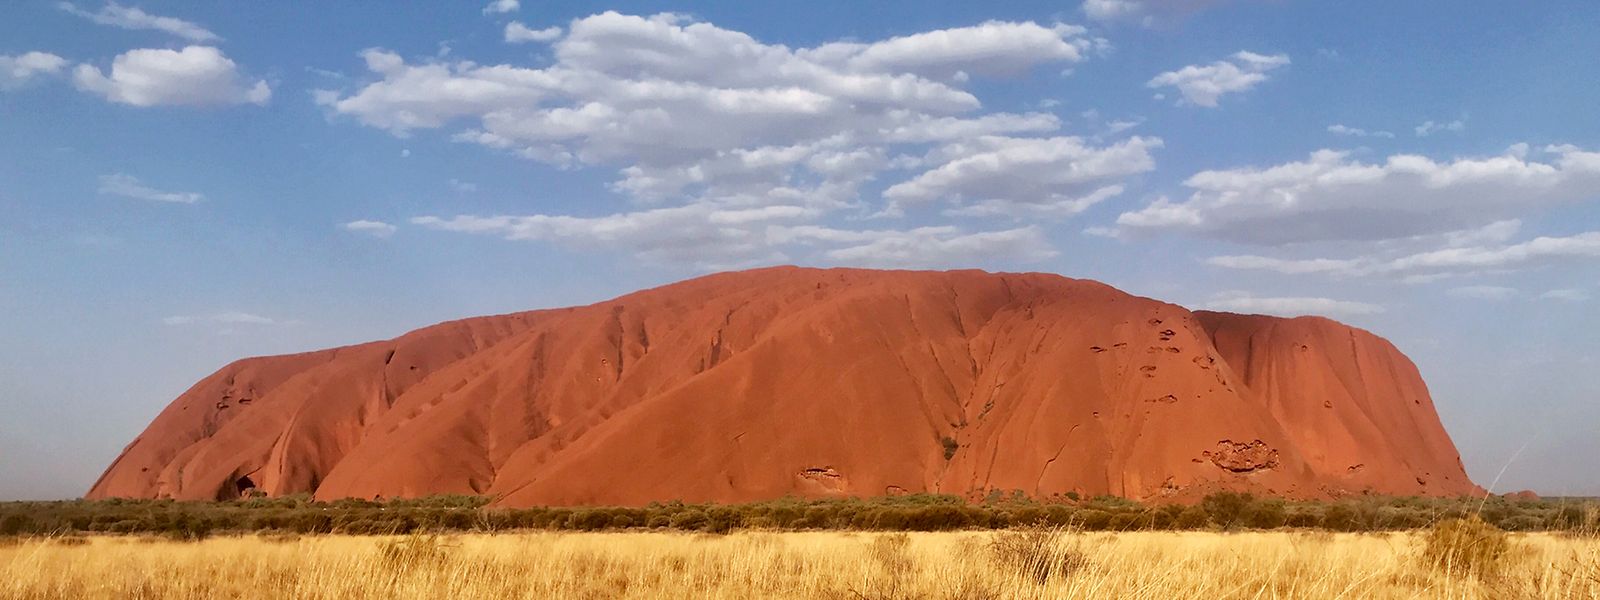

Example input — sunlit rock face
[90,267,1480,506]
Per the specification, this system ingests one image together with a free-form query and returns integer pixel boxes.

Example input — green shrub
[1497,515,1543,532]
[533,509,567,529]
[567,510,612,531]
[1075,510,1111,531]
[1107,512,1152,531]
[669,510,707,531]
[433,510,475,530]
[1042,505,1076,527]
[0,493,1590,537]
[1375,506,1430,529]
[1479,504,1511,526]
[1247,499,1288,529]
[107,519,142,534]
[703,508,740,534]
[538,509,572,529]
[902,505,971,530]
[765,505,801,527]
[1551,505,1588,530]
[1201,492,1254,530]
[1280,508,1318,528]
[0,513,32,536]
[167,513,214,540]
[1175,505,1209,530]
[941,437,959,460]
[289,512,333,534]
[1323,504,1359,531]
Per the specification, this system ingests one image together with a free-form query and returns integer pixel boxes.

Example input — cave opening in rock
[235,475,257,496]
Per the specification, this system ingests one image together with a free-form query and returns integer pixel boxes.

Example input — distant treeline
[1,493,1594,539]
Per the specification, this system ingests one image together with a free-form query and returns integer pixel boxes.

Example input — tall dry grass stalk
[0,529,1596,599]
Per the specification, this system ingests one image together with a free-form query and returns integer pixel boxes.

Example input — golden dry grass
[1,529,1596,599]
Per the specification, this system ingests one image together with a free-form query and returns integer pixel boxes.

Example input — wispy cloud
[1206,228,1600,280]
[1082,0,1233,28]
[1118,144,1600,245]
[1203,291,1385,317]
[1327,124,1395,138]
[57,2,219,42]
[1415,118,1466,137]
[1447,285,1519,301]
[482,0,519,15]
[343,220,397,237]
[162,311,275,326]
[1539,289,1590,302]
[98,173,202,204]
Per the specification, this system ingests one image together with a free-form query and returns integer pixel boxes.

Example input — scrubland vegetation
[1,492,1595,538]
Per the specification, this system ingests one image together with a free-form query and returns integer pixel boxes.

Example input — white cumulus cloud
[806,21,1106,80]
[505,22,562,43]
[882,135,1160,215]
[315,12,1132,268]
[1147,51,1288,107]
[74,46,270,107]
[1,52,69,89]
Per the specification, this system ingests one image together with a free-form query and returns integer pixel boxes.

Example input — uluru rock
[89,267,1480,506]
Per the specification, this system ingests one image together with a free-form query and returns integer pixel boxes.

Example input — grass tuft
[1422,517,1509,577]
[377,533,453,568]
[987,523,1087,584]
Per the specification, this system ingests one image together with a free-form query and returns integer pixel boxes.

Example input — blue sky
[2,0,1598,499]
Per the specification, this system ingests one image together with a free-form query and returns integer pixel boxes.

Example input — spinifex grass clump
[987,523,1088,584]
[849,533,925,600]
[1422,517,1509,577]
[377,533,454,569]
